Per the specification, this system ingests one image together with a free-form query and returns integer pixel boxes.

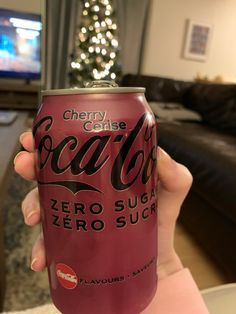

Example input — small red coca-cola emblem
[56,263,78,289]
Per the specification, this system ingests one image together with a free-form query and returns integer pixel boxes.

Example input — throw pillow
[149,102,202,122]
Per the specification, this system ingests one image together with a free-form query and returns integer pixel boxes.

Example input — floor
[3,173,50,312]
[175,223,229,290]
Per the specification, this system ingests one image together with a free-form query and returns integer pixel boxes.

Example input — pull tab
[85,80,118,88]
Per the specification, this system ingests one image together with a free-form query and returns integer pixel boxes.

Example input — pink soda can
[33,81,158,314]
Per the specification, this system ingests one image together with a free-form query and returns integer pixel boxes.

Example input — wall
[0,0,41,13]
[142,0,236,82]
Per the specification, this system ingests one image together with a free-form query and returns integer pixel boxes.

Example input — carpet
[2,304,60,314]
[3,172,50,312]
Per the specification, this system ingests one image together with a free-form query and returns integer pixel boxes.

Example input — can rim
[41,87,145,96]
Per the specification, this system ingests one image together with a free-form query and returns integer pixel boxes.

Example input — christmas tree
[70,0,122,87]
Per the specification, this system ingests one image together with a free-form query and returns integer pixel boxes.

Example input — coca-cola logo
[56,263,78,289]
[33,113,156,194]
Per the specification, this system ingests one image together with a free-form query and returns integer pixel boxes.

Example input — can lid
[41,80,145,96]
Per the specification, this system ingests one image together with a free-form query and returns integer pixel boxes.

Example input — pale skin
[14,131,193,313]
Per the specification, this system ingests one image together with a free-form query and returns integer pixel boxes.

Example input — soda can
[33,81,158,314]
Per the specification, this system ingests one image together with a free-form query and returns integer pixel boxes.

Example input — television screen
[0,8,42,80]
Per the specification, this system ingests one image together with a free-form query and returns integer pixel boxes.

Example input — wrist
[157,251,183,280]
[142,268,209,314]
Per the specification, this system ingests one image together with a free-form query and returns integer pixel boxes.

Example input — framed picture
[183,20,213,62]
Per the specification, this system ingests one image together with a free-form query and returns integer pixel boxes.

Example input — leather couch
[121,74,236,280]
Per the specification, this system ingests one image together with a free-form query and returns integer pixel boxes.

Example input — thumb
[157,147,193,227]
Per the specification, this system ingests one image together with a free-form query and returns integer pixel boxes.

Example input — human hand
[141,148,192,313]
[14,131,192,310]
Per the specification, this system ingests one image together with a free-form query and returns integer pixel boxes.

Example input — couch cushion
[158,121,236,224]
[149,101,202,122]
[121,74,193,103]
[183,83,236,134]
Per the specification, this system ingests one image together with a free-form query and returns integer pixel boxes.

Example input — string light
[111,39,118,47]
[105,18,112,26]
[93,69,102,80]
[106,31,112,38]
[79,33,86,42]
[89,46,94,53]
[105,63,111,70]
[93,5,100,12]
[110,52,116,59]
[94,21,100,28]
[71,62,80,69]
[101,38,106,45]
[95,47,101,53]
[92,36,97,43]
[101,48,107,55]
[81,53,87,60]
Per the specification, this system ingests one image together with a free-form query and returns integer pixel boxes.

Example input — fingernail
[158,147,172,160]
[31,257,39,271]
[13,151,24,165]
[26,210,39,224]
[158,147,177,172]
[19,132,27,144]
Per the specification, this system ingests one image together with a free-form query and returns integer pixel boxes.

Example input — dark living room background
[0,0,236,313]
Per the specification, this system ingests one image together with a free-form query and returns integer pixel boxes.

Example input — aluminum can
[33,81,158,314]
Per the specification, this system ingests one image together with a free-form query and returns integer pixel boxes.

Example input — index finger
[20,131,34,152]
